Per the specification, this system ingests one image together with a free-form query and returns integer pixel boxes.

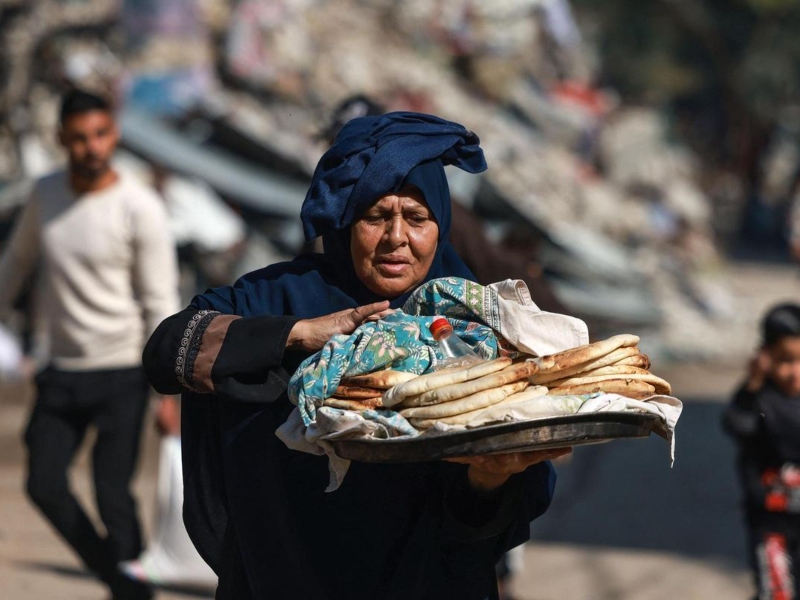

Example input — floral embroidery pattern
[176,310,219,391]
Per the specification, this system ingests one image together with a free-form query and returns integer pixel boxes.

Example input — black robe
[144,307,556,600]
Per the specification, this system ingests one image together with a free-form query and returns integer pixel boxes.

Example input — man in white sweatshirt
[0,89,179,599]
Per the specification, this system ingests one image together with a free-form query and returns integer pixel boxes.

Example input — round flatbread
[399,380,529,419]
[530,346,639,384]
[408,385,550,429]
[546,371,671,395]
[613,354,651,369]
[535,334,640,373]
[555,365,651,379]
[547,379,656,399]
[401,361,538,408]
[382,357,512,407]
[323,397,384,411]
[341,370,418,390]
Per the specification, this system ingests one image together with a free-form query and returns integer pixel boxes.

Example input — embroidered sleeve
[192,315,240,393]
[145,306,299,400]
[176,310,220,392]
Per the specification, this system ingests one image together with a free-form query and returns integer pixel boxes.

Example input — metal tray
[330,412,662,463]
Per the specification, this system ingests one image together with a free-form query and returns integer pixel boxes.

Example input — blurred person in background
[0,88,179,600]
[723,304,800,600]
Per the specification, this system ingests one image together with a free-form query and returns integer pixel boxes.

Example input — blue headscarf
[193,111,487,319]
[302,111,486,239]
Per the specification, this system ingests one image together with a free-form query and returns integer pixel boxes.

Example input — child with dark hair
[723,303,800,600]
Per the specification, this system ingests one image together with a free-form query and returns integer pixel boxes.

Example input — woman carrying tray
[143,112,569,599]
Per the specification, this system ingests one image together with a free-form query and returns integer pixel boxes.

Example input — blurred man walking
[0,89,179,599]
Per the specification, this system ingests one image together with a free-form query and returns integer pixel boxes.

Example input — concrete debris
[0,0,754,362]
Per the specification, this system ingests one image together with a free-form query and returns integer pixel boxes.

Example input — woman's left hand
[446,448,572,493]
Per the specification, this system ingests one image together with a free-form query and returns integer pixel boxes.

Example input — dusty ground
[0,260,795,600]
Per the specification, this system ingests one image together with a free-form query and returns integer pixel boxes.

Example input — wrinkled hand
[447,448,572,493]
[287,300,393,353]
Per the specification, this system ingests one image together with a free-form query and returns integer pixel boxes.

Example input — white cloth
[280,392,683,492]
[486,279,588,356]
[279,406,419,491]
[578,393,682,464]
[427,393,683,465]
[0,170,179,370]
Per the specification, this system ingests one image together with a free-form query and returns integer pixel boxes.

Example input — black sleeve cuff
[179,310,222,392]
[143,307,206,395]
[142,308,302,404]
[210,315,301,403]
[212,316,300,377]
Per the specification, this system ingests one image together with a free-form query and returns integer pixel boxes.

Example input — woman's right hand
[287,300,392,353]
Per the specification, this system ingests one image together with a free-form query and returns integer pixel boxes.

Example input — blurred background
[1,0,800,598]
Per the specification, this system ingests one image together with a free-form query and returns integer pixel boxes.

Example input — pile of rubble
[0,0,752,362]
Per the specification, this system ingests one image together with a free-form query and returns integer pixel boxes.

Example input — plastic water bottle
[429,317,483,370]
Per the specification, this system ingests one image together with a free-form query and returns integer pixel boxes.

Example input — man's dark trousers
[24,366,150,578]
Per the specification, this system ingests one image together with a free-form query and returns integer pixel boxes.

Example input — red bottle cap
[429,317,453,339]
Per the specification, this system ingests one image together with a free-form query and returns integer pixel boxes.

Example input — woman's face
[351,186,439,298]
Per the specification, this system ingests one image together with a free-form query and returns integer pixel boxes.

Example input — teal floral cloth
[288,277,533,425]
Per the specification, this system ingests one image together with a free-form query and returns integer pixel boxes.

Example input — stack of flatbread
[322,370,418,411]
[322,333,671,431]
[531,334,671,398]
[323,358,546,430]
[380,358,546,430]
